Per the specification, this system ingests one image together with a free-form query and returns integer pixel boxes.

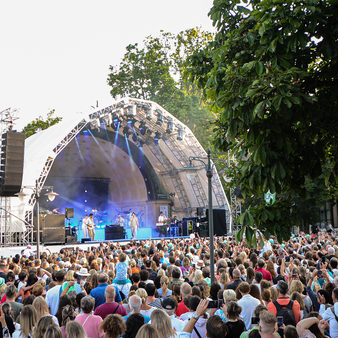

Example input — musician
[115,214,125,227]
[130,212,139,239]
[82,214,89,239]
[157,212,168,237]
[87,213,96,241]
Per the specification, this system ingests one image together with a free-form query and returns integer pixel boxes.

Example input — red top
[255,267,272,281]
[175,300,189,316]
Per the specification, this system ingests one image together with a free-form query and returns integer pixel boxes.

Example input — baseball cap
[162,298,177,311]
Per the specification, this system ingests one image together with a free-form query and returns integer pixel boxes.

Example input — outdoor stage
[5,97,231,247]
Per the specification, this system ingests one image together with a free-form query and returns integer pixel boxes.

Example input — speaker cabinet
[0,132,25,196]
[205,209,227,236]
[34,214,65,244]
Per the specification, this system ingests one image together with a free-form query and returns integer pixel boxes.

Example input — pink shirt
[75,313,103,338]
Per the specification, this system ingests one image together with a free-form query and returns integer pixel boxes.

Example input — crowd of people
[0,230,336,338]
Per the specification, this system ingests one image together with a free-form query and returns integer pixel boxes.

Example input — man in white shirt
[45,270,65,315]
[237,282,261,330]
[319,287,338,338]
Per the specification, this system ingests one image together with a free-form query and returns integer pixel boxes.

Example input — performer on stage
[115,214,125,227]
[87,213,96,241]
[158,211,168,236]
[82,214,89,239]
[130,212,139,239]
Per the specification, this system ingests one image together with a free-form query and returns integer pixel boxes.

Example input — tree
[22,110,62,138]
[186,0,338,243]
[107,28,216,149]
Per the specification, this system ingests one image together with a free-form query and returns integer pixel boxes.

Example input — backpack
[273,299,296,326]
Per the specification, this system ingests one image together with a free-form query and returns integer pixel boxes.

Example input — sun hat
[77,268,90,277]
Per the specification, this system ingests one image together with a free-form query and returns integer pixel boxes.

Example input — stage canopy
[9,98,231,236]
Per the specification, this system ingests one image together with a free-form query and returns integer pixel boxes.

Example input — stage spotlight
[112,113,119,123]
[166,119,174,134]
[177,125,185,141]
[104,114,112,125]
[123,126,131,138]
[139,121,147,135]
[132,133,138,142]
[146,107,153,120]
[154,131,162,141]
[156,110,164,126]
[138,140,145,149]
[146,129,152,136]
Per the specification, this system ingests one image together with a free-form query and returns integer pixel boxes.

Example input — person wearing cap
[162,297,185,332]
[267,280,301,324]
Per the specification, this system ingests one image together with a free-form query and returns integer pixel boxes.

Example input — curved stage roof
[9,98,231,234]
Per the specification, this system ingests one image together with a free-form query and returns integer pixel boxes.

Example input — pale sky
[0,0,214,130]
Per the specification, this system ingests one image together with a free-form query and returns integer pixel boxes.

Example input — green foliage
[107,28,216,149]
[22,110,62,138]
[187,0,338,241]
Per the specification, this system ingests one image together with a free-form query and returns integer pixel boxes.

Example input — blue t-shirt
[90,283,122,308]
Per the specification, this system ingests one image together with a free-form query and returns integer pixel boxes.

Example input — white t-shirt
[45,285,62,315]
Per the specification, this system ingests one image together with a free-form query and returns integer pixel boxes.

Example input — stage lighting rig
[156,110,164,126]
[177,125,185,141]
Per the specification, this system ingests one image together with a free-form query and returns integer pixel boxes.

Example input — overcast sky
[0,0,214,130]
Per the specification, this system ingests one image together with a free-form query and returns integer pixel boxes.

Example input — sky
[0,0,214,130]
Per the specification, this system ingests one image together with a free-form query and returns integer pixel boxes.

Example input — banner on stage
[160,205,168,217]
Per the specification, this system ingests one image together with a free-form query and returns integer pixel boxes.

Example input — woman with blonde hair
[290,279,312,315]
[291,291,306,319]
[135,324,160,338]
[100,314,126,338]
[219,271,230,290]
[150,309,176,338]
[43,325,63,338]
[32,296,58,324]
[136,288,156,317]
[61,270,76,295]
[33,316,54,338]
[12,305,37,338]
[191,269,203,285]
[65,321,87,338]
[214,289,237,321]
[180,257,191,278]
[156,269,165,278]
[158,276,172,298]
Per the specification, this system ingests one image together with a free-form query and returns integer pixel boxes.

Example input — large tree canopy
[107,28,215,149]
[187,0,338,243]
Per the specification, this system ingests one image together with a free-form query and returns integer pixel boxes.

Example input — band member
[130,212,139,239]
[87,213,96,241]
[158,211,167,224]
[158,211,168,236]
[82,214,89,238]
[115,214,125,227]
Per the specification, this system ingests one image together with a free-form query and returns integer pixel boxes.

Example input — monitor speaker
[0,132,25,196]
[205,208,227,236]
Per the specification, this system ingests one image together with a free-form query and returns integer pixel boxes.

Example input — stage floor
[0,234,189,258]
